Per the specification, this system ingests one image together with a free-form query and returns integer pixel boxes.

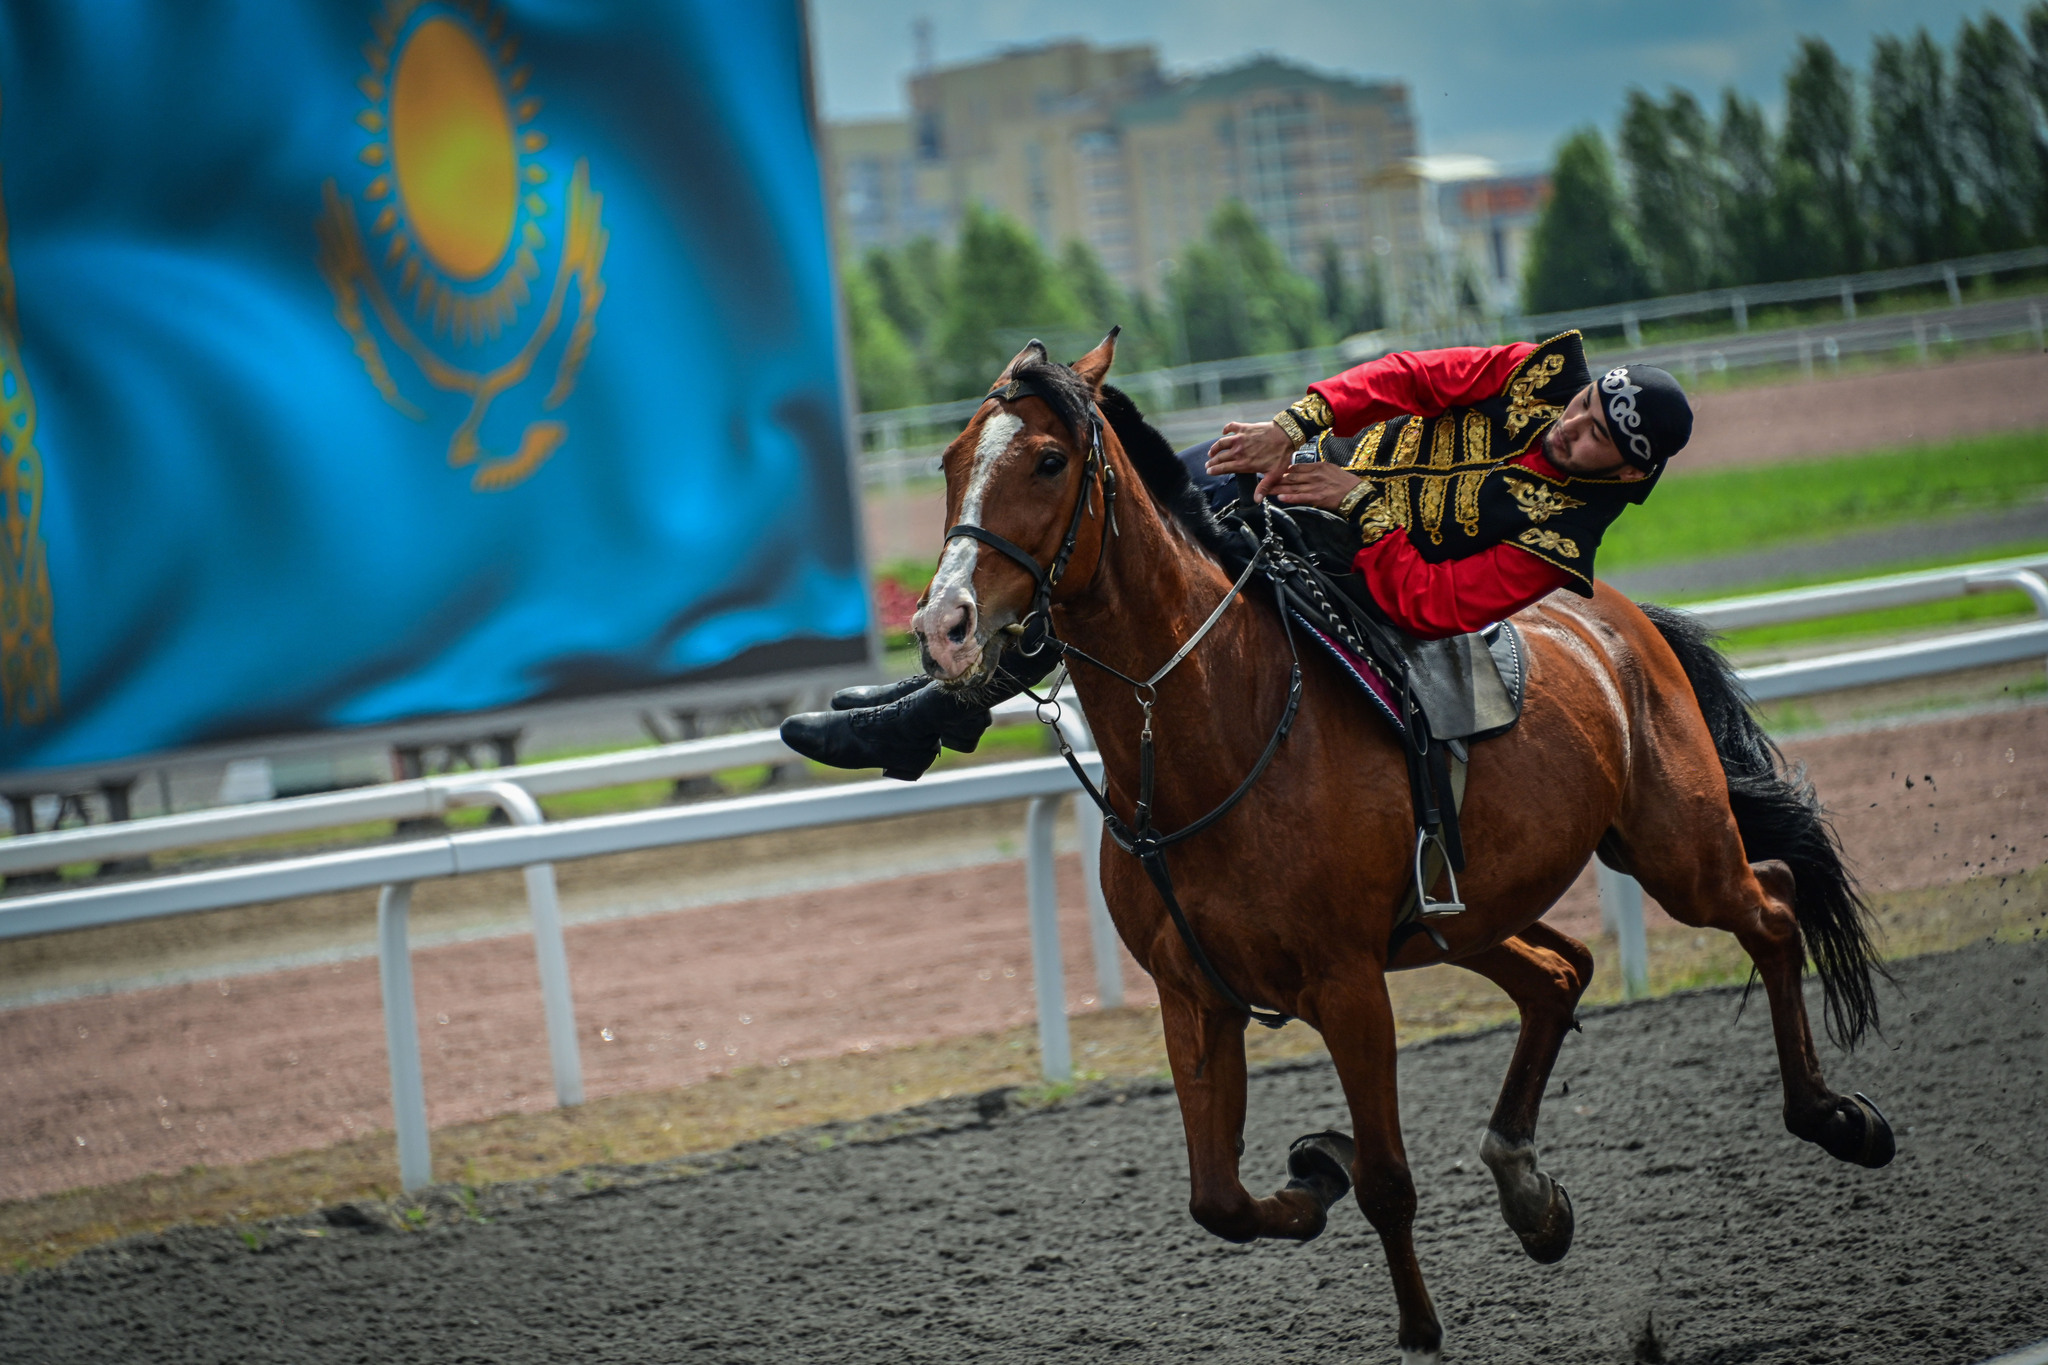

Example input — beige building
[822,42,1436,326]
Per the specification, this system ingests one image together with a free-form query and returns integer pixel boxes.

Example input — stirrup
[1413,826,1465,918]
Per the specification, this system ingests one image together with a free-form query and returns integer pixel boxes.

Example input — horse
[908,332,1893,1363]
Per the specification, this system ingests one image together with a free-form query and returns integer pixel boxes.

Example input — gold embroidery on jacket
[1518,527,1580,558]
[1456,411,1490,536]
[1503,474,1586,524]
[1418,417,1456,544]
[1504,352,1566,436]
[1355,492,1403,546]
[1343,421,1388,471]
[1388,416,1423,468]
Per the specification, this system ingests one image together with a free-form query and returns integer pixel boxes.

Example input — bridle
[942,376,1304,1028]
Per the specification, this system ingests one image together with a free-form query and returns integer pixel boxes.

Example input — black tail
[1638,603,1888,1048]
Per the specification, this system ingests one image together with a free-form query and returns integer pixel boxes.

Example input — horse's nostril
[947,618,970,645]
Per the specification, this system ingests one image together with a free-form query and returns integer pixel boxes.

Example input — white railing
[4,556,2044,1188]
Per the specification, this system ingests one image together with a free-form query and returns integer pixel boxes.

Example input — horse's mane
[1006,349,1236,562]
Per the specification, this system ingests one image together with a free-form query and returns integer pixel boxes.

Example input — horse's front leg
[1312,968,1444,1365]
[1158,984,1329,1243]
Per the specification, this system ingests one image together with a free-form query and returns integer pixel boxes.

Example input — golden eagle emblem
[1504,475,1585,524]
[315,0,608,491]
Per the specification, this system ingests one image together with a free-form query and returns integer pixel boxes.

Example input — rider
[1194,330,1693,638]
[781,331,1693,781]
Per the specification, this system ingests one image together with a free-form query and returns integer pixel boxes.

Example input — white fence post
[1024,795,1073,1082]
[1596,865,1649,1000]
[376,882,433,1192]
[458,782,583,1107]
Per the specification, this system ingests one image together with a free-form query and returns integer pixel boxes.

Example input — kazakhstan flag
[0,0,868,774]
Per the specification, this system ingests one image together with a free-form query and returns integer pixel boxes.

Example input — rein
[945,383,1303,1028]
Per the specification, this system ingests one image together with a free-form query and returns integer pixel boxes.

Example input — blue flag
[0,0,869,776]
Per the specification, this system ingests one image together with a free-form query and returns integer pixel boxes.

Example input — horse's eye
[1036,452,1068,477]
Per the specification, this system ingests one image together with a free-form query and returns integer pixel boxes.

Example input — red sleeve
[1308,343,1538,436]
[1352,530,1574,639]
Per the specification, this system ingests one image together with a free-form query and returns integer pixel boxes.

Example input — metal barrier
[5,556,2044,1187]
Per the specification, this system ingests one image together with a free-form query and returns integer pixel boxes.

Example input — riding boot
[781,631,1057,782]
[828,675,928,711]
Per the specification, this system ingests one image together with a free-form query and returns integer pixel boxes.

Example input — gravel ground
[2,939,2042,1365]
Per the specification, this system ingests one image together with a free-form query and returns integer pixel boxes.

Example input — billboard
[0,0,872,781]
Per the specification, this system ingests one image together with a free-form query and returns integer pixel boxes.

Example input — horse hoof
[1817,1092,1896,1168]
[1283,1130,1356,1212]
[1513,1179,1575,1265]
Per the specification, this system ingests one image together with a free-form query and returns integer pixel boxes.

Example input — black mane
[1005,349,1234,561]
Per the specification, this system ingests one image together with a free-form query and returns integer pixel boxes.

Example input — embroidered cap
[1594,365,1692,472]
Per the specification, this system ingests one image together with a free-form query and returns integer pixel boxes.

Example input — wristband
[1271,391,1334,447]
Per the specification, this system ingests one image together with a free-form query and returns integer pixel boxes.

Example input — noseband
[943,376,1304,1028]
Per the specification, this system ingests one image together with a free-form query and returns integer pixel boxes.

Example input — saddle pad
[1296,613,1526,745]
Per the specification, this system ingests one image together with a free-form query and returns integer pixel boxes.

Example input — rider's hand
[1266,462,1364,510]
[1205,420,1294,477]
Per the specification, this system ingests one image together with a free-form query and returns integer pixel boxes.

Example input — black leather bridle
[944,375,1304,1028]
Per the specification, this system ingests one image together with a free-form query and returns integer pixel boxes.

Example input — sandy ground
[2,939,2042,1365]
[1,705,2038,1205]
[862,349,2048,566]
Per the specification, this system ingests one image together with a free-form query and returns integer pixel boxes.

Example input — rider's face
[1544,386,1646,480]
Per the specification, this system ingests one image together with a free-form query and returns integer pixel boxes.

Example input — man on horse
[781,332,1694,780]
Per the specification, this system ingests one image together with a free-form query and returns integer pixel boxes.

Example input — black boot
[829,676,927,710]
[781,638,1057,782]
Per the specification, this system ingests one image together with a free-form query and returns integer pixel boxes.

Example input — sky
[809,0,2038,169]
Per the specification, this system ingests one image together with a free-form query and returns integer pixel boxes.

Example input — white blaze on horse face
[917,410,1024,679]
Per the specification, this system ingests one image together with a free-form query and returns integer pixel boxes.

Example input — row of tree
[844,201,1370,410]
[1527,6,2048,311]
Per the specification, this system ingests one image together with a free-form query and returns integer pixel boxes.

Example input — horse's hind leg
[1620,825,1894,1168]
[1157,984,1330,1243]
[1454,922,1592,1264]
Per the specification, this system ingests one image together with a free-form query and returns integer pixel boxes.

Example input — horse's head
[914,330,1120,683]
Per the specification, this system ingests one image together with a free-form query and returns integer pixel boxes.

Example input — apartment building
[822,40,1502,330]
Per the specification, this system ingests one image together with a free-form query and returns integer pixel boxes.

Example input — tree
[1781,37,1865,274]
[1317,239,1354,336]
[1951,13,2041,251]
[1168,201,1326,362]
[930,204,1081,398]
[1523,128,1653,312]
[1716,89,1779,283]
[863,241,943,350]
[1619,88,1722,293]
[1060,239,1124,336]
[1865,31,1965,265]
[840,262,922,412]
[2029,2,2048,239]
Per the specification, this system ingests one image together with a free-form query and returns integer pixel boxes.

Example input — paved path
[3,940,2042,1365]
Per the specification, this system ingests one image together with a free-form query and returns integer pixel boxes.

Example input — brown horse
[910,333,1892,1363]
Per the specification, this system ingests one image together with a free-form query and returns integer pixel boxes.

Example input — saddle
[1217,500,1527,950]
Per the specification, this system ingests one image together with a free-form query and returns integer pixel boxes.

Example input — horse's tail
[1637,602,1887,1048]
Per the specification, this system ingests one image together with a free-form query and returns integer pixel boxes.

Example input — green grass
[1601,427,2048,571]
[1717,589,2034,653]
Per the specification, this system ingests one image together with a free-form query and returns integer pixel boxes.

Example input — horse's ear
[994,338,1049,385]
[1071,326,1120,392]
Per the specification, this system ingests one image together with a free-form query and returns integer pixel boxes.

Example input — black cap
[1595,365,1692,471]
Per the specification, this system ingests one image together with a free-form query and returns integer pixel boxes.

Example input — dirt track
[3,939,2043,1365]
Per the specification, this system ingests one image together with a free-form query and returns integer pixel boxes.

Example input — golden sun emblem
[1503,474,1585,524]
[316,0,607,491]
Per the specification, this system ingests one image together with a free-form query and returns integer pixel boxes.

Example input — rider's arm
[1352,531,1572,639]
[1299,343,1538,438]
